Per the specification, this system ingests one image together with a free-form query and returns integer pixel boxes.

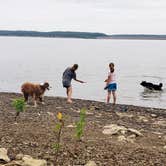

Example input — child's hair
[109,63,114,73]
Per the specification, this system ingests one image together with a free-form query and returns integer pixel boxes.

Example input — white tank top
[108,72,116,84]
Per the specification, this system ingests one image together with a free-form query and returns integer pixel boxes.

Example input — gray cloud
[0,0,166,34]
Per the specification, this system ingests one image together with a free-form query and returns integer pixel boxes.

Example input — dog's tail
[159,83,163,87]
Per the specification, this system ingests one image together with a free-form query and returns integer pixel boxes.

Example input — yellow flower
[57,112,62,120]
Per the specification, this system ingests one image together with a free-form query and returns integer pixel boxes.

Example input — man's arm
[73,72,86,83]
[74,78,86,83]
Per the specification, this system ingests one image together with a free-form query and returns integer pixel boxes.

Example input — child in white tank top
[104,63,117,105]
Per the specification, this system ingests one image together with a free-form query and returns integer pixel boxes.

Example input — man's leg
[67,86,72,103]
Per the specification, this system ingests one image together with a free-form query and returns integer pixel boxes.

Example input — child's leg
[67,86,72,103]
[106,91,111,104]
[112,90,116,105]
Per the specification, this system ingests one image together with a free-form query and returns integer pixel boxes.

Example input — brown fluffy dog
[21,82,50,107]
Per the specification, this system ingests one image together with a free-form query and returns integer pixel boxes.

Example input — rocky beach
[0,92,166,166]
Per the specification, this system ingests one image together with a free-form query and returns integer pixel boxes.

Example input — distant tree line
[0,30,166,40]
[110,34,166,40]
[0,30,108,39]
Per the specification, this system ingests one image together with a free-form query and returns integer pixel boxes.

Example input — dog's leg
[39,95,45,105]
[33,94,37,107]
[23,93,29,105]
[23,93,28,102]
[34,100,37,108]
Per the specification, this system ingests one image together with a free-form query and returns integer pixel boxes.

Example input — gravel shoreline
[0,92,166,165]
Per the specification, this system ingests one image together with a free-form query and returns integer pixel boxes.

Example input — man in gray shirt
[62,64,85,103]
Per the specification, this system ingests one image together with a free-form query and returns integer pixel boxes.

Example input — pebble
[128,134,136,139]
[85,160,97,166]
[0,148,10,163]
[118,135,127,142]
[15,153,24,160]
[151,114,157,118]
[163,135,166,141]
[66,124,75,128]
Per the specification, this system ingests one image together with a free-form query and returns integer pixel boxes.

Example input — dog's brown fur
[21,82,50,107]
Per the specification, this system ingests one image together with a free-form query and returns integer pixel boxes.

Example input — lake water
[0,37,166,108]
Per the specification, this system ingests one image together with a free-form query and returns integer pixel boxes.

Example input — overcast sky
[0,0,166,34]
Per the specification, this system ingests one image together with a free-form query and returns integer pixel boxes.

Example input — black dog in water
[140,81,163,91]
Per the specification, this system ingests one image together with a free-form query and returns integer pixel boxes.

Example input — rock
[22,155,47,166]
[121,130,126,135]
[1,137,13,144]
[163,135,166,142]
[138,116,148,122]
[47,162,54,166]
[29,142,39,147]
[163,145,166,149]
[23,141,29,145]
[128,128,143,136]
[73,110,80,113]
[2,160,23,165]
[66,124,75,128]
[86,112,94,115]
[103,124,127,135]
[95,114,102,118]
[47,112,54,116]
[153,120,166,126]
[152,132,163,135]
[127,134,136,143]
[15,153,24,160]
[103,124,143,137]
[0,148,10,163]
[94,106,100,110]
[85,160,97,166]
[56,106,62,109]
[120,106,128,112]
[89,106,95,111]
[118,134,136,143]
[151,114,157,118]
[127,134,136,139]
[118,135,127,142]
[116,112,133,118]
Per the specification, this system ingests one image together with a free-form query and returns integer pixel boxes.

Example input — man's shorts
[62,81,71,88]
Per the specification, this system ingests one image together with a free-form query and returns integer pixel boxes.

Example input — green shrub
[12,98,26,120]
[52,112,64,164]
[75,108,86,141]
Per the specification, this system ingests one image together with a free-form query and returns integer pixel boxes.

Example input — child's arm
[104,76,110,90]
[104,79,108,82]
[105,75,111,85]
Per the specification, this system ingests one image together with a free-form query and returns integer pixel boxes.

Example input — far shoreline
[1,35,166,41]
[1,30,166,40]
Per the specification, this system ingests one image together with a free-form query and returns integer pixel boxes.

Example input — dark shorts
[107,83,117,92]
[62,81,71,89]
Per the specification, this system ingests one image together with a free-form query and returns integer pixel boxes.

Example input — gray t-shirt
[62,67,76,87]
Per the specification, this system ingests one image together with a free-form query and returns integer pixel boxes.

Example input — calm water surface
[0,37,166,108]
